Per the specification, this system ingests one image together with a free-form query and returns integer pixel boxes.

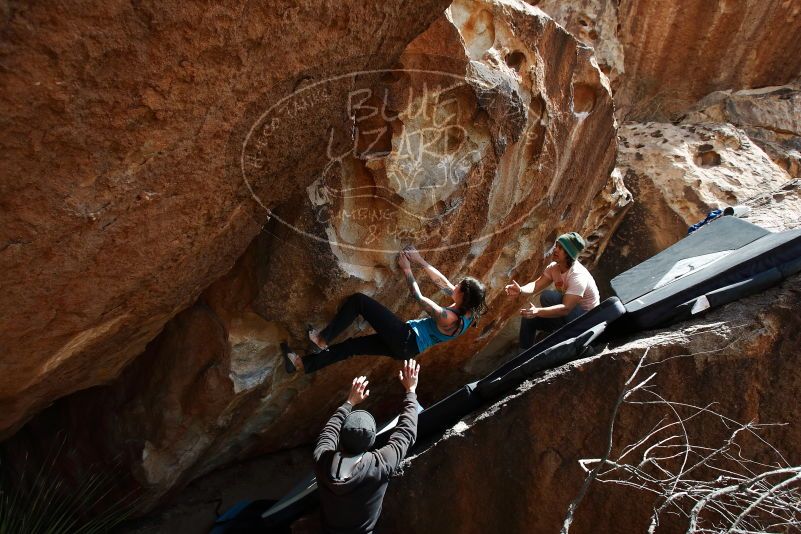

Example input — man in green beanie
[504,232,600,349]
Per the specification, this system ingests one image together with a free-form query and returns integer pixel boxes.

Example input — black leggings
[303,293,421,373]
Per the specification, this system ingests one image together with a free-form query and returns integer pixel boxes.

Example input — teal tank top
[407,310,474,353]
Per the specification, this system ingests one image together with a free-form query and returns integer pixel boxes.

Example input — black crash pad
[481,297,625,385]
[611,216,768,304]
[612,217,801,331]
[477,323,605,400]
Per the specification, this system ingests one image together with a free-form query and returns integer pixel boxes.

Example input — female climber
[283,246,487,374]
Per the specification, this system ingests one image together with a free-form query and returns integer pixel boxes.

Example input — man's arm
[521,268,589,318]
[314,376,370,463]
[528,268,589,317]
[518,274,551,296]
[506,269,552,298]
[314,402,351,463]
[375,360,420,476]
[522,293,582,318]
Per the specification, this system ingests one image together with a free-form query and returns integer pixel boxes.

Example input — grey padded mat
[611,217,768,304]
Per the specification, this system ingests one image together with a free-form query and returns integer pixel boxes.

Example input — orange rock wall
[0,0,451,437]
[1,0,620,508]
[534,0,801,120]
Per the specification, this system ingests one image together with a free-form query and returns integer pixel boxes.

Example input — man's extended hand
[504,279,522,296]
[520,303,539,318]
[347,376,370,406]
[398,359,420,393]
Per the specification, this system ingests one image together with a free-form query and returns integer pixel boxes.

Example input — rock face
[534,0,801,120]
[0,0,452,437]
[578,167,632,268]
[685,85,801,178]
[530,1,801,292]
[1,0,620,508]
[379,183,801,533]
[8,0,799,526]
[245,0,617,459]
[531,0,624,85]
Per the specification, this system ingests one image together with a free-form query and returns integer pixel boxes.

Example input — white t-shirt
[542,260,600,311]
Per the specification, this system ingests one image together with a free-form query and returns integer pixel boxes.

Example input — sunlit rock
[594,121,792,292]
[1,0,620,508]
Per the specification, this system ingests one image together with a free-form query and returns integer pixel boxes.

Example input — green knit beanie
[556,232,586,260]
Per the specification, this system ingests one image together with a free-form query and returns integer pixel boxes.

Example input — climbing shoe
[281,342,296,374]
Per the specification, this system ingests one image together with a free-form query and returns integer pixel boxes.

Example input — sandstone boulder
[534,0,801,120]
[0,0,452,437]
[2,0,621,508]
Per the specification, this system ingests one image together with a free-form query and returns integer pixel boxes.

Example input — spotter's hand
[347,376,370,406]
[520,304,539,318]
[505,280,522,296]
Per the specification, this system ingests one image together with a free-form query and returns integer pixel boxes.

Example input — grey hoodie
[314,391,418,534]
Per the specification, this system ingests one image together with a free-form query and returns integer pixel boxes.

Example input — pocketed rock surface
[593,122,794,293]
[685,85,801,178]
[1,0,621,509]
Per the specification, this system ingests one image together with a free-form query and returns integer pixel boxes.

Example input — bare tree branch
[563,334,800,534]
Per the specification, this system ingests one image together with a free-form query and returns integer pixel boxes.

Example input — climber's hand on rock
[397,251,411,271]
[403,245,425,265]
